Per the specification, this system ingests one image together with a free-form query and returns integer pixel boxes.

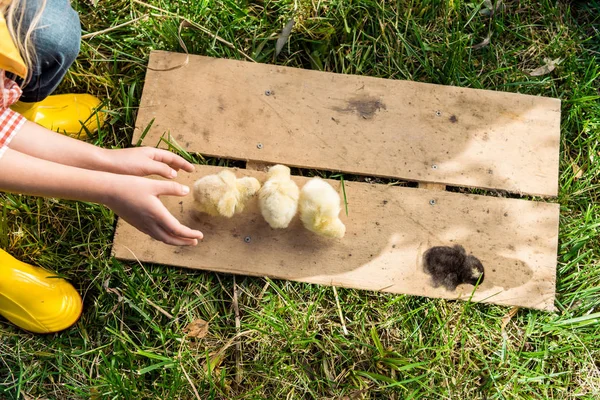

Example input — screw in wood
[431,164,438,169]
[257,143,263,149]
[244,236,251,243]
[265,90,272,96]
[435,110,442,117]
[429,199,436,206]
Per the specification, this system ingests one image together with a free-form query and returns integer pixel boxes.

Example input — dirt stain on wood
[333,95,386,119]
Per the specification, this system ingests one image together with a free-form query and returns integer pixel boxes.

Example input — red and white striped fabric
[0,69,25,160]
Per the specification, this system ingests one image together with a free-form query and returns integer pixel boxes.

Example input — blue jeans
[8,0,81,103]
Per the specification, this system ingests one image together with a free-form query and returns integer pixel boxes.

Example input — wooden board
[133,50,561,197]
[112,165,559,311]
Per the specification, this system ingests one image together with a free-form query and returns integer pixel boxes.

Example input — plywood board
[112,165,559,310]
[133,50,561,197]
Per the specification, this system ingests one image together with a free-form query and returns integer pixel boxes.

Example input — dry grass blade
[180,18,255,62]
[275,18,295,57]
[102,278,123,316]
[82,15,149,40]
[501,306,519,339]
[147,20,189,72]
[332,286,349,335]
[179,361,201,400]
[144,298,174,319]
[257,280,270,302]
[102,278,123,301]
[233,277,243,384]
[472,33,492,50]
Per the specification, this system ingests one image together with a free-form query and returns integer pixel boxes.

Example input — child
[0,0,203,333]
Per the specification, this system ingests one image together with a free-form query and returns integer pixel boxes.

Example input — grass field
[1,0,600,398]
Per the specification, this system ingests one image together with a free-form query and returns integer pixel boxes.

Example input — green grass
[1,0,600,398]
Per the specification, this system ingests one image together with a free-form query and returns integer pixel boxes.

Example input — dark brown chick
[423,245,485,291]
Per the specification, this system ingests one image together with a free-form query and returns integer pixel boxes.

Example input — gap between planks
[418,182,447,191]
[249,160,447,191]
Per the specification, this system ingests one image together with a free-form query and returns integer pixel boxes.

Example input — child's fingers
[153,161,180,179]
[144,160,178,179]
[151,227,199,246]
[152,149,195,172]
[159,213,204,241]
[155,181,191,196]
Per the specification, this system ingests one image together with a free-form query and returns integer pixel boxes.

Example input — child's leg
[12,0,81,103]
[9,0,104,137]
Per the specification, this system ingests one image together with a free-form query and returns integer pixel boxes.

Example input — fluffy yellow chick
[193,170,261,217]
[299,177,346,238]
[258,165,300,229]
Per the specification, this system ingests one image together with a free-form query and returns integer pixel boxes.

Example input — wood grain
[133,51,561,196]
[112,165,559,310]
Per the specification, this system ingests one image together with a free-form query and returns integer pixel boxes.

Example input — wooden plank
[133,50,561,197]
[112,165,559,311]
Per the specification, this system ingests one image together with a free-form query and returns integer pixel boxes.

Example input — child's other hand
[106,175,203,246]
[102,147,195,178]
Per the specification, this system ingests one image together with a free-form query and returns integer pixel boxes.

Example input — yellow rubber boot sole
[11,93,106,139]
[0,249,82,334]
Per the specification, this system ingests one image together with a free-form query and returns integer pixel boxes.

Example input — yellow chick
[258,165,300,229]
[193,170,261,217]
[299,177,346,238]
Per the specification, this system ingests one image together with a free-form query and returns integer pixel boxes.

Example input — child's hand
[106,175,203,246]
[102,147,195,178]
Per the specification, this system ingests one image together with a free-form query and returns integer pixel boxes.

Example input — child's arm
[9,121,195,178]
[0,147,203,246]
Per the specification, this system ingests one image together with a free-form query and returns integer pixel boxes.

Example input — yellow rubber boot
[11,94,106,139]
[0,249,82,334]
